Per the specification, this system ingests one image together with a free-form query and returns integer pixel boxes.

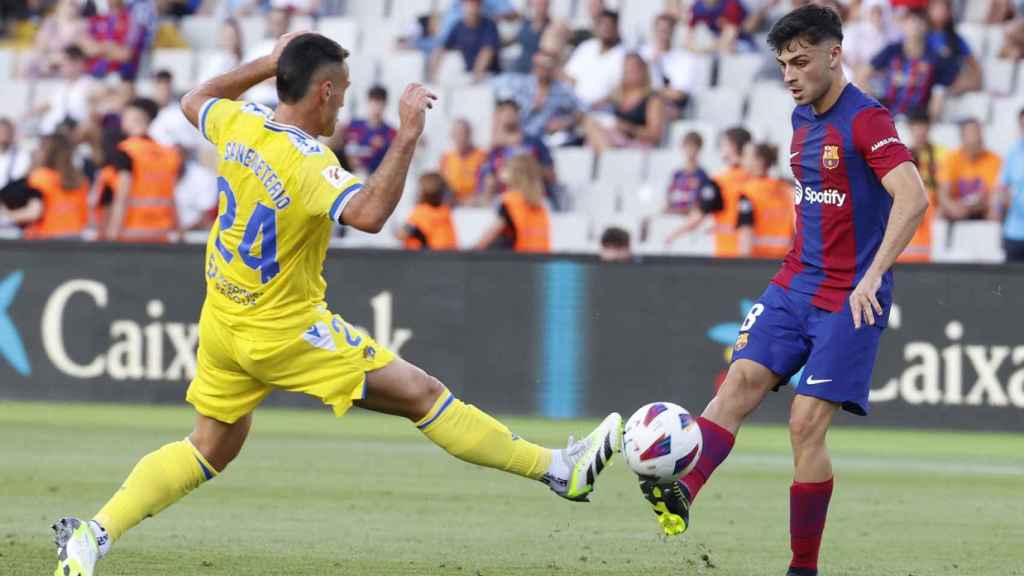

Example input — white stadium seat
[151,49,195,93]
[958,22,988,59]
[942,92,991,123]
[747,81,795,124]
[718,53,764,93]
[0,81,31,117]
[693,87,743,129]
[951,220,1005,263]
[992,96,1024,128]
[549,212,590,253]
[318,17,360,52]
[360,20,402,56]
[0,49,17,80]
[380,51,426,97]
[644,214,715,256]
[983,58,1017,96]
[573,181,619,221]
[452,207,496,249]
[180,16,219,51]
[345,0,386,21]
[929,123,961,150]
[446,84,494,145]
[553,147,595,185]
[595,148,647,188]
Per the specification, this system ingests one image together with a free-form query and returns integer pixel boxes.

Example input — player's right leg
[53,413,252,576]
[356,357,622,502]
[53,306,265,575]
[640,359,780,535]
[641,284,808,535]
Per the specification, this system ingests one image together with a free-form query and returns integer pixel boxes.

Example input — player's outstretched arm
[849,161,929,328]
[180,31,307,128]
[341,84,437,233]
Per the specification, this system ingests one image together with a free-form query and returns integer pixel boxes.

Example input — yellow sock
[93,438,218,542]
[416,389,552,480]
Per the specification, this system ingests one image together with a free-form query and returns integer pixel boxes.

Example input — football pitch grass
[3,401,1023,576]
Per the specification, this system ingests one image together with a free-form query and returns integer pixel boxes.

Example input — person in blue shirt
[991,107,1024,261]
[925,0,982,94]
[341,85,396,175]
[430,0,502,83]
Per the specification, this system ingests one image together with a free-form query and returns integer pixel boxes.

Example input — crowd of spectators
[0,0,1022,263]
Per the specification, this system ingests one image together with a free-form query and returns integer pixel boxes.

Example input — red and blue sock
[789,477,834,575]
[679,417,735,499]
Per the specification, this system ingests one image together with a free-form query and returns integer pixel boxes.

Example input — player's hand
[397,83,437,138]
[849,272,883,329]
[267,30,310,70]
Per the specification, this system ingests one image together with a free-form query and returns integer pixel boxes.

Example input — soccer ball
[623,402,703,483]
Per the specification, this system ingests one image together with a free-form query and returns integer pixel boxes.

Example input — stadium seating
[549,212,590,253]
[718,53,765,93]
[452,207,495,249]
[644,214,714,256]
[151,49,196,93]
[0,82,32,117]
[983,58,1017,96]
[959,22,988,58]
[318,17,360,54]
[692,88,743,129]
[552,147,596,185]
[942,92,992,123]
[595,148,647,188]
[180,15,219,51]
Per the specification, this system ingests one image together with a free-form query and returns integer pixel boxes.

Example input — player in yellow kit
[52,32,622,576]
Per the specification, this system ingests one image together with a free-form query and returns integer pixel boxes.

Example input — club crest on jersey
[734,333,749,352]
[822,145,841,170]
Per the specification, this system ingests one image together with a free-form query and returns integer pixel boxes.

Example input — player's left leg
[356,356,622,501]
[786,394,838,576]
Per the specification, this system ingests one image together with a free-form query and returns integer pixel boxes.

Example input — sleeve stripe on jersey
[198,97,220,143]
[330,182,365,222]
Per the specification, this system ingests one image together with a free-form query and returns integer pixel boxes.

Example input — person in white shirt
[638,13,703,117]
[197,18,244,83]
[150,70,203,151]
[35,45,100,135]
[0,119,31,190]
[563,9,626,107]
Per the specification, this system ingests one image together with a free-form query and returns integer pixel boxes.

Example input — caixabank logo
[0,270,30,377]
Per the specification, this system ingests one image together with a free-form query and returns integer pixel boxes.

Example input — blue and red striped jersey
[772,83,914,312]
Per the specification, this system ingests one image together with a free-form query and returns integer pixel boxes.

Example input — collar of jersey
[265,119,314,141]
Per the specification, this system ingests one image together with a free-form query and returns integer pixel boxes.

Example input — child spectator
[476,154,551,253]
[398,172,458,251]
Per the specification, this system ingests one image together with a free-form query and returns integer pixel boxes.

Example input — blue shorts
[730,283,886,415]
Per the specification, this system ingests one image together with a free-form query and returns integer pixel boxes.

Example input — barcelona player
[639,6,929,576]
[52,32,622,576]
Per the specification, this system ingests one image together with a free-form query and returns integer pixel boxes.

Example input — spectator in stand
[899,109,942,263]
[927,0,983,94]
[736,142,792,259]
[582,52,667,153]
[990,107,1024,261]
[476,154,551,253]
[742,0,784,35]
[398,172,458,251]
[599,226,633,262]
[509,0,551,74]
[640,13,702,118]
[23,133,90,239]
[197,18,244,83]
[938,118,1002,222]
[479,99,557,205]
[106,98,183,242]
[686,0,754,53]
[18,0,87,78]
[0,119,31,191]
[268,0,320,16]
[568,0,605,48]
[564,9,626,107]
[666,126,751,257]
[245,7,291,106]
[397,12,441,56]
[434,0,517,52]
[999,4,1024,59]
[32,46,99,136]
[440,118,487,206]
[491,49,582,144]
[430,0,502,83]
[861,8,954,119]
[81,0,148,81]
[150,70,202,152]
[341,85,396,176]
[665,131,718,216]
[843,0,898,74]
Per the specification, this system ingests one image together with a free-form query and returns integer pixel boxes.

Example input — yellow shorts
[186,305,395,424]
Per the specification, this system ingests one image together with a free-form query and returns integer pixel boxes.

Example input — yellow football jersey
[198,98,363,333]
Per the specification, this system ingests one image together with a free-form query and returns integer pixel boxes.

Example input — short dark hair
[907,108,931,125]
[276,33,350,104]
[64,45,85,60]
[600,227,630,249]
[767,4,843,54]
[367,85,388,102]
[682,130,703,148]
[753,143,778,168]
[496,98,521,112]
[600,9,619,25]
[154,69,173,83]
[722,126,752,152]
[127,97,160,122]
[1018,107,1024,120]
[959,117,981,130]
